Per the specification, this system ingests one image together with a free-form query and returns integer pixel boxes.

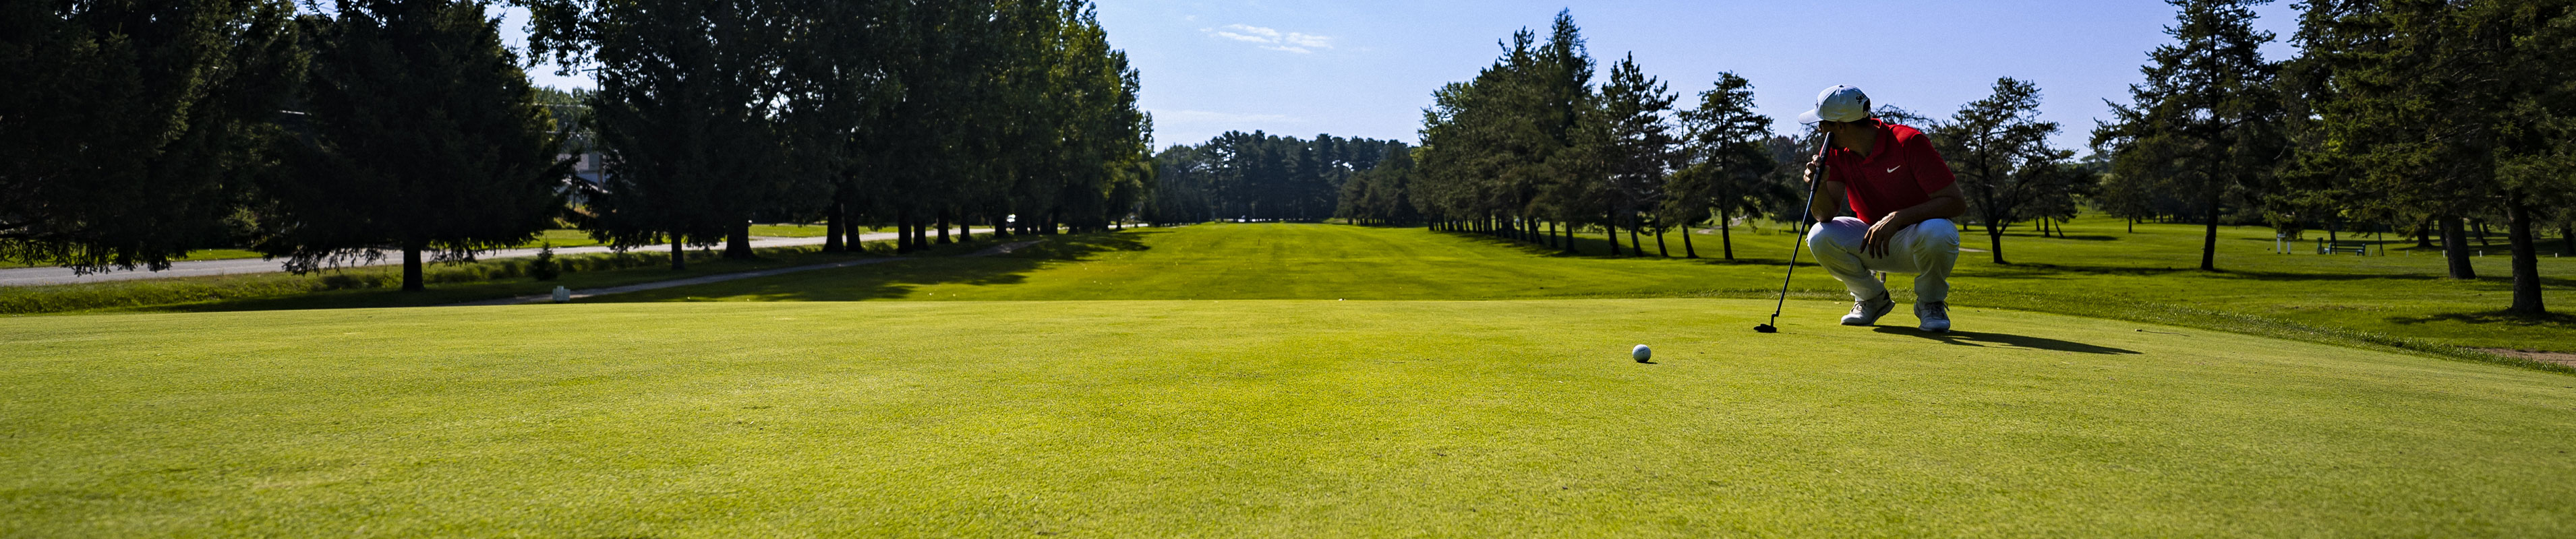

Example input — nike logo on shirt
[1885,165,1903,174]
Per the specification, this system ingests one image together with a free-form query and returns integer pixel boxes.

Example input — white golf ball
[1632,344,1651,362]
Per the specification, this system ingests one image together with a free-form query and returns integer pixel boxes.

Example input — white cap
[1798,84,1871,125]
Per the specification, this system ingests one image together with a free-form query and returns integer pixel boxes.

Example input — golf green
[6,299,2572,536]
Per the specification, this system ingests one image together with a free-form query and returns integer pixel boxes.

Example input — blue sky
[510,1,2304,152]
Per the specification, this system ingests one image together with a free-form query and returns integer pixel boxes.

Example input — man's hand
[1802,154,1822,186]
[1863,218,1898,258]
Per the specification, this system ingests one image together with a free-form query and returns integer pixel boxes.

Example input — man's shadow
[1870,327,2141,354]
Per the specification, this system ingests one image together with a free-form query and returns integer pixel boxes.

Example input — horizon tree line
[1,0,1155,289]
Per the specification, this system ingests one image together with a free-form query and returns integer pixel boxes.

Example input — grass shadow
[1870,327,2142,354]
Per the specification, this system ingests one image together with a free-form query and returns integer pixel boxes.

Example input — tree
[1580,55,1680,257]
[254,0,570,292]
[526,0,791,270]
[2095,0,2284,272]
[1945,77,2080,264]
[2299,0,2575,314]
[1668,72,1780,259]
[1,0,301,272]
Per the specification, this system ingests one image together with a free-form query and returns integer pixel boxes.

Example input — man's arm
[1861,184,1965,257]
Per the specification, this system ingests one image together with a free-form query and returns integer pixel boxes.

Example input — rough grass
[5,300,2573,536]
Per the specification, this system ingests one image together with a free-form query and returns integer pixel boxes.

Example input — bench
[2316,240,2370,255]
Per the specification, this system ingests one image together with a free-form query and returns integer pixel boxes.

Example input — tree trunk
[2199,197,2221,272]
[670,236,686,271]
[823,201,846,253]
[1720,209,1735,260]
[401,242,425,292]
[896,216,914,253]
[2415,217,2434,248]
[724,220,753,259]
[936,210,952,245]
[1655,228,1669,257]
[2127,217,2134,234]
[2475,220,2492,247]
[2440,216,2476,280]
[1987,224,2007,265]
[1627,223,1643,257]
[2560,223,2573,257]
[1605,213,1621,256]
[1680,220,1697,259]
[2505,195,2544,315]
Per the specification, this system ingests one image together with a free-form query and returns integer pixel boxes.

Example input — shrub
[529,245,562,281]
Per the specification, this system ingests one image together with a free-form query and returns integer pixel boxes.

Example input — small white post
[552,286,571,303]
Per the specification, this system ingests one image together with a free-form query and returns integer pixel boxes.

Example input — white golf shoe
[1916,301,1951,333]
[1841,292,1894,325]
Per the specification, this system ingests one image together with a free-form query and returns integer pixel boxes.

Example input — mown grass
[608,220,2575,355]
[4,300,2573,536]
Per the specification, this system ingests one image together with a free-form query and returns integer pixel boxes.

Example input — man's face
[1813,120,1868,144]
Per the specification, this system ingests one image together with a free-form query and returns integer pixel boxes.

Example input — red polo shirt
[1823,120,1955,224]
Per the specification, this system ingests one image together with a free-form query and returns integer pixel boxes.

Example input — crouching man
[1798,85,1966,332]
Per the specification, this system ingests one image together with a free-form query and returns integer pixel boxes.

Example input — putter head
[1753,324,1777,334]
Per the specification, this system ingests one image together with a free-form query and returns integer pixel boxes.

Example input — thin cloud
[1202,24,1332,54]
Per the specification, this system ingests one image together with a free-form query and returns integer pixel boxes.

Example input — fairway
[9,222,2576,536]
[7,300,2575,536]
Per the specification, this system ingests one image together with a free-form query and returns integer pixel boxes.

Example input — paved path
[0,229,994,286]
[448,239,1045,307]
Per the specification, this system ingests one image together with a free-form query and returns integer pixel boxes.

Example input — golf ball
[1632,344,1651,362]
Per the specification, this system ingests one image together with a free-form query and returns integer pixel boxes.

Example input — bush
[529,245,561,281]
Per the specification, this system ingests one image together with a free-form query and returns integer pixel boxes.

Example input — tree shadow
[1437,229,1802,265]
[2385,310,2576,328]
[580,230,1161,303]
[1869,327,2142,354]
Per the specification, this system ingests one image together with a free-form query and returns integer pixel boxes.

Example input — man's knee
[1914,218,1962,248]
[1806,218,1863,252]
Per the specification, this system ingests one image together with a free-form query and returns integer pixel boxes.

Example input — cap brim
[1797,109,1822,125]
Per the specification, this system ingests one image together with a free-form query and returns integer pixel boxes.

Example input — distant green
[5,300,2572,536]
[609,220,2575,353]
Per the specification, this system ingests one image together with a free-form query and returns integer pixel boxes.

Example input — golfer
[1798,85,1966,332]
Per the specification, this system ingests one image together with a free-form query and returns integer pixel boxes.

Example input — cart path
[446,239,1045,307]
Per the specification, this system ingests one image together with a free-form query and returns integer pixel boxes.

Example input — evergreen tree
[256,0,571,292]
[2297,0,2574,313]
[527,0,791,269]
[1945,77,2079,264]
[1668,72,1781,259]
[2094,0,2284,272]
[0,0,301,272]
[1581,54,1680,256]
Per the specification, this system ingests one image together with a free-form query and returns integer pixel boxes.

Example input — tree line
[2092,0,2573,315]
[1382,3,2571,315]
[1145,131,1407,225]
[1,0,1152,290]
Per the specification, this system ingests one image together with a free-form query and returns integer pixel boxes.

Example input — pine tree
[1668,72,1780,260]
[1945,77,2079,265]
[0,0,301,272]
[257,0,571,292]
[2095,0,2284,272]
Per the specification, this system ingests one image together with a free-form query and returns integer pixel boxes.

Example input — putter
[1754,131,1836,334]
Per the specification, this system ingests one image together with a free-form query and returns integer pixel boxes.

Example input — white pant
[1805,217,1960,304]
